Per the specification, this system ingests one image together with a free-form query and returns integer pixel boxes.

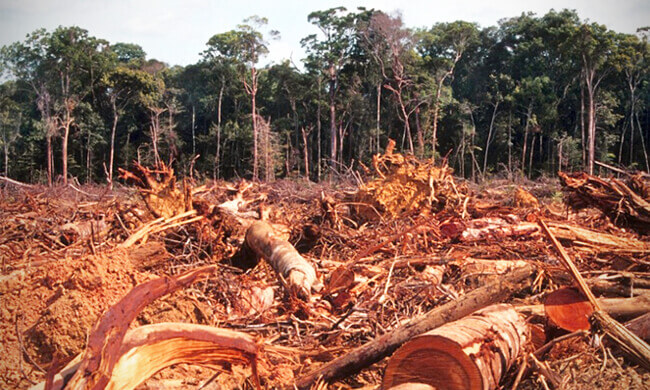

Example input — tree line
[1,7,649,185]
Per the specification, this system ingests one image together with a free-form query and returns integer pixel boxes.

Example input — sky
[1,0,649,67]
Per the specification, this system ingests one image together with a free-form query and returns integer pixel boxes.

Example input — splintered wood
[354,139,468,221]
[3,159,650,390]
[559,171,650,234]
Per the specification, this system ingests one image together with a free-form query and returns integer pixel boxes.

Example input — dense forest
[0,7,649,185]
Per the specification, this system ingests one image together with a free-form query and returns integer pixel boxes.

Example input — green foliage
[0,9,649,184]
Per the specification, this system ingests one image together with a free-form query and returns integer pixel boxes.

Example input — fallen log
[37,323,259,390]
[382,304,528,390]
[245,220,322,300]
[626,313,650,342]
[517,294,650,321]
[294,264,534,389]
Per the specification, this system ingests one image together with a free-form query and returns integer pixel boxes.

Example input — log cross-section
[382,304,528,390]
[245,221,322,300]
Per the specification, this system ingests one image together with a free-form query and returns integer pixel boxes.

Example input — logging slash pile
[1,146,650,390]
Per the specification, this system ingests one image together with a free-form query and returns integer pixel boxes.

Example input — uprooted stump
[354,139,468,221]
[382,304,528,390]
[119,161,191,219]
[559,171,650,234]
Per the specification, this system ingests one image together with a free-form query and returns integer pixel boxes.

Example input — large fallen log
[382,304,528,390]
[38,323,259,390]
[294,264,534,389]
[245,220,322,300]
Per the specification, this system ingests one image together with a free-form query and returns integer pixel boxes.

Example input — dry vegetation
[1,148,650,390]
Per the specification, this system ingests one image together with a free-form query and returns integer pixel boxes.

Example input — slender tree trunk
[109,99,118,188]
[636,112,650,173]
[482,101,499,174]
[251,67,259,180]
[301,127,309,178]
[86,126,92,183]
[328,65,337,173]
[586,73,596,175]
[529,134,536,176]
[191,105,196,156]
[521,103,533,176]
[376,82,381,154]
[431,77,446,161]
[215,81,224,180]
[317,77,322,181]
[61,103,73,185]
[580,80,586,166]
[46,133,53,186]
[415,106,423,157]
[507,112,512,178]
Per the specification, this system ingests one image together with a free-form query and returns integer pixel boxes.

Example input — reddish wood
[63,266,217,390]
[382,304,528,390]
[544,288,593,331]
[294,265,533,389]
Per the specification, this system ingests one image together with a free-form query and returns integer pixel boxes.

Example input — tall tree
[302,7,358,173]
[417,21,479,160]
[205,16,278,180]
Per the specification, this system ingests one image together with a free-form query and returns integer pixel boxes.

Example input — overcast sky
[1,0,648,67]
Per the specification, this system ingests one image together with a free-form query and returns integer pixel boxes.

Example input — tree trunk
[529,134,536,177]
[329,65,337,173]
[482,101,499,174]
[580,80,586,166]
[295,265,533,389]
[383,304,528,390]
[215,81,224,180]
[586,82,596,175]
[62,119,70,185]
[521,102,532,176]
[301,127,309,178]
[251,67,259,180]
[245,221,321,300]
[109,99,118,188]
[431,78,445,161]
[191,105,196,156]
[376,82,381,154]
[317,77,322,181]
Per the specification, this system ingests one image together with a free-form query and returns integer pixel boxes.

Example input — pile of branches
[559,171,650,234]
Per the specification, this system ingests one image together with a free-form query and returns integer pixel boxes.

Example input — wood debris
[2,159,650,390]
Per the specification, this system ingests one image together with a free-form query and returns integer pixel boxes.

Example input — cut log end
[383,336,481,390]
[383,304,528,390]
[544,288,593,332]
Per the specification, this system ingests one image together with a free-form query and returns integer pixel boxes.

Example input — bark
[108,99,118,188]
[251,66,259,180]
[521,103,532,175]
[63,266,217,390]
[245,221,322,300]
[626,312,650,342]
[215,78,224,180]
[329,64,337,173]
[301,127,310,178]
[294,265,533,389]
[383,304,528,390]
[482,101,499,174]
[518,295,650,320]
